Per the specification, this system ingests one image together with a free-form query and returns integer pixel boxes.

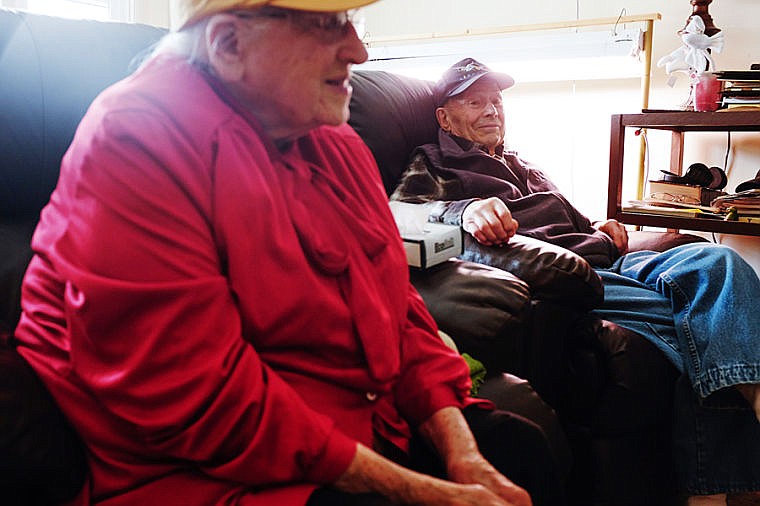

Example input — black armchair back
[349,70,439,195]
[0,9,165,504]
[0,9,166,221]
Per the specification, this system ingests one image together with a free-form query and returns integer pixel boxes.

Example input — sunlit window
[8,0,132,22]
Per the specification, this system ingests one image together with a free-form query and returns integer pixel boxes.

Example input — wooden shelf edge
[614,211,760,237]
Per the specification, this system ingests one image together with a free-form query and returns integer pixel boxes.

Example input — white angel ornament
[657,15,724,75]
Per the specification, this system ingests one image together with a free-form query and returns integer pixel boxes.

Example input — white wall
[0,0,169,26]
[133,0,169,27]
[362,0,760,82]
[361,0,760,274]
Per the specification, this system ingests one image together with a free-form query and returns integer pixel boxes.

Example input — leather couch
[349,70,703,506]
[1,8,705,506]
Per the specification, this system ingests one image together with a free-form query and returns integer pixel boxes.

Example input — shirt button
[365,392,378,402]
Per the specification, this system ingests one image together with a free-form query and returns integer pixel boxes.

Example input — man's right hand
[461,197,518,246]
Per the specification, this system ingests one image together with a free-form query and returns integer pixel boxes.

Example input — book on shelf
[711,189,760,208]
[712,205,760,216]
[732,208,760,216]
[733,215,760,223]
[633,198,720,212]
[715,69,760,109]
[722,97,760,107]
[713,70,760,81]
[647,180,726,207]
[710,189,760,219]
[720,104,760,112]
[624,201,723,219]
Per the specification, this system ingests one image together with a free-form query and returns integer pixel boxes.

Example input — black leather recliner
[348,69,704,506]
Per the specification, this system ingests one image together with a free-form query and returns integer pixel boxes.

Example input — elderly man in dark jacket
[391,58,760,506]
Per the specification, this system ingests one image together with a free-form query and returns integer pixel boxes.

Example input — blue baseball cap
[436,58,515,106]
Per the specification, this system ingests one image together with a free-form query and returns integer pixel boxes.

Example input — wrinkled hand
[415,407,531,506]
[462,198,519,246]
[334,443,529,506]
[594,219,628,255]
[405,478,530,506]
[447,453,532,506]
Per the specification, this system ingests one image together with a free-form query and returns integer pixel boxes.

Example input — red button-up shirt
[15,56,474,505]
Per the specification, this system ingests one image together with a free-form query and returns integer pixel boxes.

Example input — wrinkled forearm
[334,444,420,500]
[334,443,463,505]
[418,406,482,471]
[415,407,533,506]
[335,407,482,494]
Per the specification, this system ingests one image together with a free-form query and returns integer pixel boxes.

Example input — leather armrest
[460,234,603,311]
[477,373,573,479]
[564,316,679,436]
[411,259,531,367]
[411,258,531,332]
[627,230,707,253]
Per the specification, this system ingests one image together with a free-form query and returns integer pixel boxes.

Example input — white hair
[134,19,210,70]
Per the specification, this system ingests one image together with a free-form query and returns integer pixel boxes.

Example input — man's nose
[483,102,499,115]
[338,24,368,65]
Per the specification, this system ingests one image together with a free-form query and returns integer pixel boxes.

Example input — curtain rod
[364,12,662,47]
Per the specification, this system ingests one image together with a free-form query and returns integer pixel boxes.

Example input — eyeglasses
[649,192,702,206]
[234,7,363,43]
[451,94,504,112]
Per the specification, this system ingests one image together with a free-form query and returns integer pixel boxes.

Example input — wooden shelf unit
[608,111,760,237]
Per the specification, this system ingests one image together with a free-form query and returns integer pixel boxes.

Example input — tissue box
[401,222,463,269]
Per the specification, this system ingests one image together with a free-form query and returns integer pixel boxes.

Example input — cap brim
[736,179,760,193]
[445,71,515,99]
[269,0,380,10]
[735,169,760,193]
[174,0,380,31]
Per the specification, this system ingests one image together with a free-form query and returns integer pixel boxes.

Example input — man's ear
[435,107,451,132]
[206,14,246,82]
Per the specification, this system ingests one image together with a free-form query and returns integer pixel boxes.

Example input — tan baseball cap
[172,0,381,31]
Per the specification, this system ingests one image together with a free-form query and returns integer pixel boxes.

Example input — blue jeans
[591,242,760,494]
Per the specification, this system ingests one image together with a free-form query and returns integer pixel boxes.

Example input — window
[357,14,659,220]
[3,0,133,22]
[360,28,645,84]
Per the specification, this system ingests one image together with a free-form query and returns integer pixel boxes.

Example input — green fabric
[437,330,486,395]
[462,353,487,396]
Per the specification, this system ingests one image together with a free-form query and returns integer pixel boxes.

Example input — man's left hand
[594,219,628,255]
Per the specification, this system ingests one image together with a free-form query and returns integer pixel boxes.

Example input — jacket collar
[439,130,505,159]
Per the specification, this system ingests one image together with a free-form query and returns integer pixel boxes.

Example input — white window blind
[360,28,645,83]
[6,0,133,22]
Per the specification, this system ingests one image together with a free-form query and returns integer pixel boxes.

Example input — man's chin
[318,103,351,127]
[476,135,503,150]
[323,113,349,127]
